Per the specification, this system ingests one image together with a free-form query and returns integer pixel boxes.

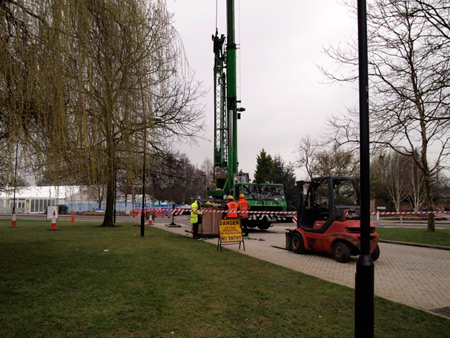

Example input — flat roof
[0,186,80,199]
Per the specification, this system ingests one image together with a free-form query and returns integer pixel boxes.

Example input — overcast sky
[166,0,359,180]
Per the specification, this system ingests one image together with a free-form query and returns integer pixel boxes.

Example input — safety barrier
[129,207,297,217]
[129,208,449,222]
[371,210,450,216]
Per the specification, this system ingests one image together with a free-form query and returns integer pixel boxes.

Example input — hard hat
[196,195,201,200]
[228,195,234,200]
[208,196,213,199]
[239,194,245,199]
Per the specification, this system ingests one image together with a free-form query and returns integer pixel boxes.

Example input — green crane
[211,0,288,230]
[212,0,239,195]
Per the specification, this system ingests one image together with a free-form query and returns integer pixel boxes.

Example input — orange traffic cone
[48,211,59,231]
[148,213,153,225]
[10,209,18,228]
[71,211,75,224]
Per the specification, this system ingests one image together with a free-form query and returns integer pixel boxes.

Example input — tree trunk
[418,101,435,232]
[423,172,435,232]
[101,173,115,227]
[101,115,115,227]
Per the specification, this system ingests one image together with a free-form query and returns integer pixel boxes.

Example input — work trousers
[192,222,200,239]
[240,218,248,237]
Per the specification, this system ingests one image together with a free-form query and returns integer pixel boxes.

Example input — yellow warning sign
[218,219,242,242]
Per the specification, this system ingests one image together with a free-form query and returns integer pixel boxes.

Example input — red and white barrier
[130,207,449,225]
[130,207,297,216]
[371,210,450,216]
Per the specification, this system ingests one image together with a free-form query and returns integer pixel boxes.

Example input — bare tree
[404,155,426,212]
[323,0,450,231]
[294,135,321,180]
[313,147,359,178]
[150,152,206,204]
[200,158,214,193]
[416,1,450,41]
[385,153,408,212]
[295,136,359,179]
[371,151,426,212]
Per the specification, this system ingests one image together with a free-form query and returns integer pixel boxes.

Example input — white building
[0,186,80,214]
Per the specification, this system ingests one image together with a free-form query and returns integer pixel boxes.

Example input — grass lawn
[377,227,450,247]
[1,220,449,338]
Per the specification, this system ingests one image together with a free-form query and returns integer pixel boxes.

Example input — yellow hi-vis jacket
[190,200,201,224]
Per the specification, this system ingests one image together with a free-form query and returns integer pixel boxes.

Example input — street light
[140,116,161,237]
[12,142,19,214]
[355,1,374,337]
[140,119,148,237]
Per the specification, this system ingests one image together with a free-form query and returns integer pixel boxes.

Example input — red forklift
[286,177,380,263]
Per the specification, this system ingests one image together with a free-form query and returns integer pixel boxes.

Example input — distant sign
[217,219,245,252]
[47,206,58,220]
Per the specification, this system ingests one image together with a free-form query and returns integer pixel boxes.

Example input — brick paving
[151,217,450,313]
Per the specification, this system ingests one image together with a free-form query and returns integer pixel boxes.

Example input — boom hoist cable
[216,0,219,30]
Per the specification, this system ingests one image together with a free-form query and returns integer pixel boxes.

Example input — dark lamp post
[140,116,160,237]
[12,143,19,214]
[140,147,146,237]
[355,1,374,337]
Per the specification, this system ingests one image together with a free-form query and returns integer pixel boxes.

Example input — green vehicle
[233,179,288,230]
[209,0,289,230]
[211,172,289,230]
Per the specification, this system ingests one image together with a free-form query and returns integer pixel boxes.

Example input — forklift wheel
[290,233,306,254]
[333,242,351,263]
[371,245,380,261]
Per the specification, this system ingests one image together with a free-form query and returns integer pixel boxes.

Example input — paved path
[151,217,450,314]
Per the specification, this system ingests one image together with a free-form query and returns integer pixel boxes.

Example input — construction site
[2,1,450,337]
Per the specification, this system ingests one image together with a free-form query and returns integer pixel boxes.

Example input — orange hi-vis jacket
[226,201,238,218]
[238,198,250,219]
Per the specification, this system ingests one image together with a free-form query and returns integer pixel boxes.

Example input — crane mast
[210,0,289,229]
[226,0,238,184]
[212,32,227,175]
[212,0,239,196]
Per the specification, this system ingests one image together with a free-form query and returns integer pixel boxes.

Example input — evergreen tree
[254,149,273,184]
[269,156,298,210]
